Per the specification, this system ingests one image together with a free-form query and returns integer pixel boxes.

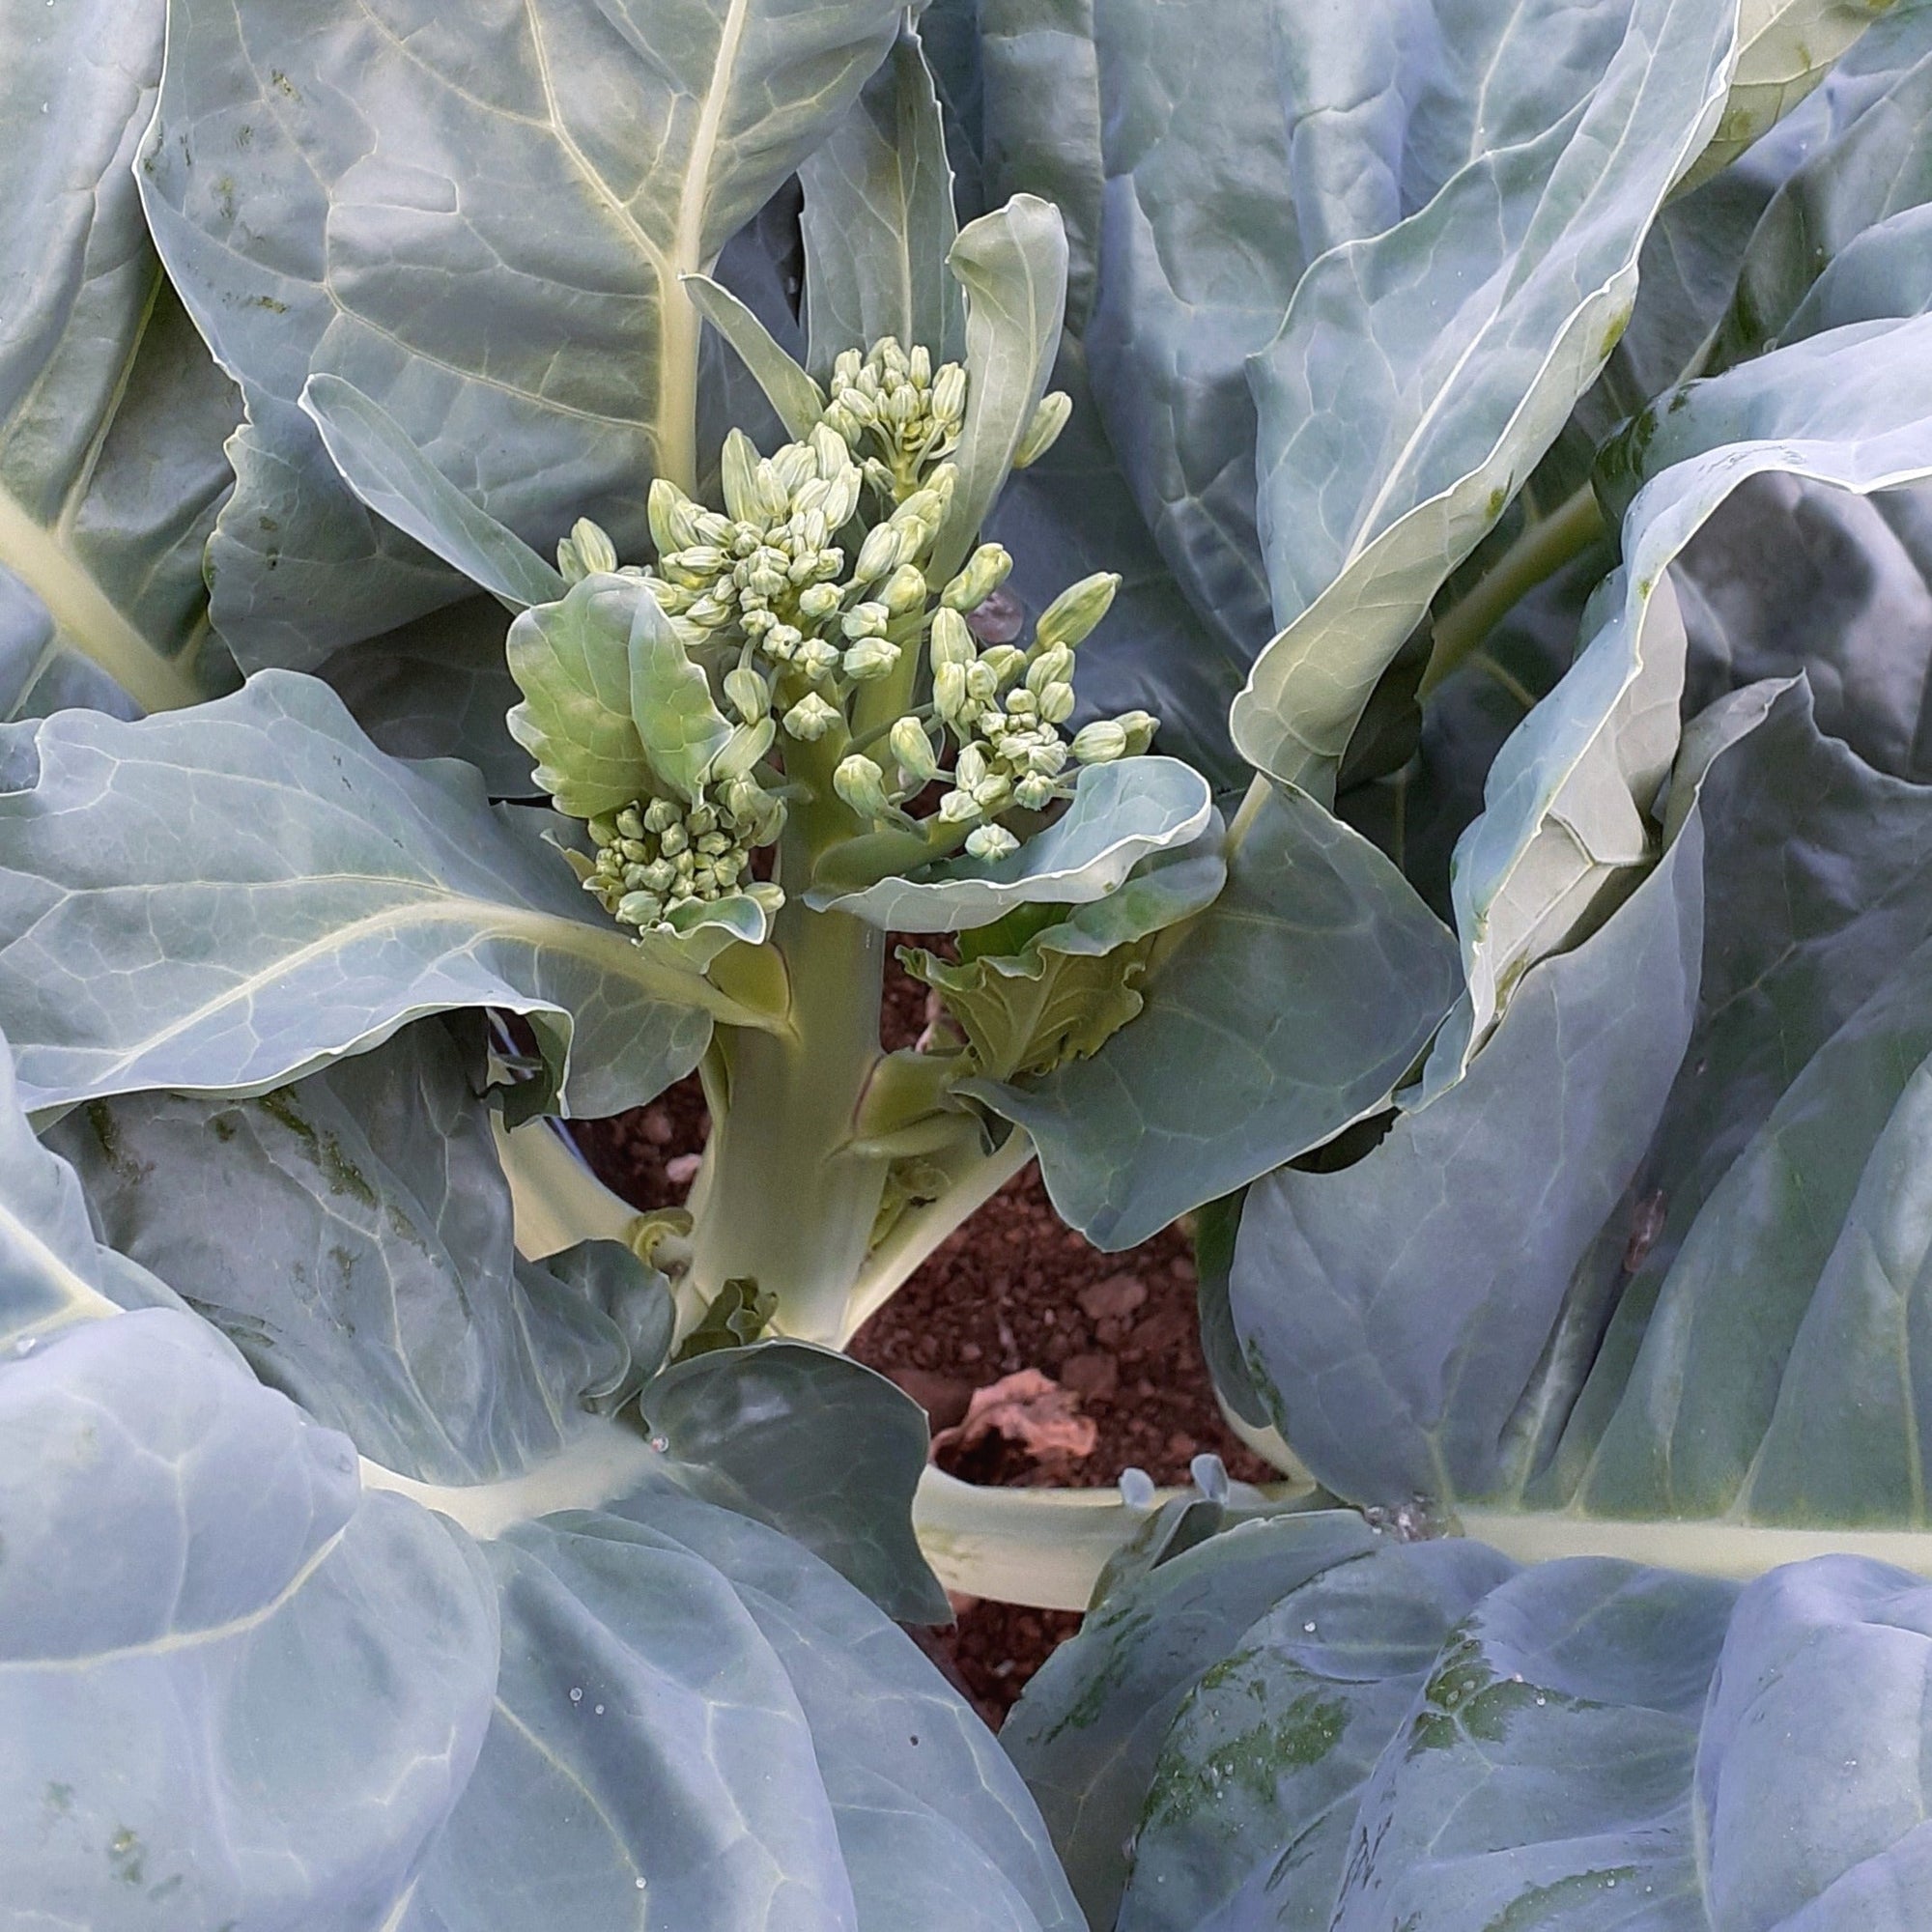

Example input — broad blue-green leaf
[321,595,537,797]
[1676,473,1932,782]
[809,754,1211,930]
[1118,1541,1517,1932]
[139,0,904,669]
[1231,696,1725,1505]
[299,376,568,611]
[1431,316,1932,1089]
[0,1031,175,1347]
[0,0,238,715]
[0,1305,499,1928]
[1229,0,1738,799]
[978,0,1103,332]
[936,194,1069,581]
[1003,1509,1380,1927]
[801,27,967,375]
[0,671,772,1121]
[1679,0,1895,188]
[407,1497,1083,1932]
[643,1341,951,1622]
[48,1020,674,1486]
[1717,0,1932,359]
[978,786,1461,1249]
[1016,1512,1932,1932]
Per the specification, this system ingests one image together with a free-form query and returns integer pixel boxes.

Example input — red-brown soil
[571,950,1272,1724]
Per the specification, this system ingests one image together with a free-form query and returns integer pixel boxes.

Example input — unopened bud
[834,753,892,819]
[931,363,967,424]
[1013,390,1073,469]
[929,607,976,668]
[841,602,891,641]
[1037,681,1076,724]
[724,666,771,722]
[1014,772,1057,810]
[1026,644,1074,694]
[956,744,988,790]
[934,661,971,722]
[797,583,841,621]
[558,518,618,583]
[1118,709,1158,754]
[643,798,681,834]
[781,694,841,742]
[965,823,1020,861]
[942,544,1012,612]
[811,422,852,478]
[718,430,762,526]
[648,477,704,554]
[891,716,940,783]
[937,787,981,825]
[878,562,927,615]
[1036,572,1120,651]
[842,637,901,680]
[853,523,901,584]
[618,891,667,927]
[1070,720,1127,764]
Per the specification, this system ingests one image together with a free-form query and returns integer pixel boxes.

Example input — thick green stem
[686,875,892,1343]
[1418,485,1608,698]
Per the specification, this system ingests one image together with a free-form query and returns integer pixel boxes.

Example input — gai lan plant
[5,0,1932,1922]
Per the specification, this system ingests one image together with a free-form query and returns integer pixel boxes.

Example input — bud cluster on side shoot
[526,334,1165,948]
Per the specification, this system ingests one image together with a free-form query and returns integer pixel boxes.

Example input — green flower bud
[643,798,681,834]
[979,645,1026,688]
[841,601,891,640]
[1005,687,1038,719]
[895,480,949,530]
[1012,390,1073,469]
[1070,720,1127,763]
[811,422,853,477]
[1038,681,1077,725]
[955,744,988,790]
[842,637,901,680]
[587,813,619,846]
[557,517,619,583]
[748,880,786,917]
[933,661,971,723]
[771,440,817,498]
[853,522,901,583]
[1013,772,1058,810]
[972,773,1012,812]
[1118,709,1158,754]
[724,666,771,722]
[798,639,843,680]
[1036,571,1121,651]
[1026,644,1075,694]
[931,363,967,425]
[614,805,645,840]
[659,821,690,858]
[965,660,1000,703]
[820,469,862,529]
[831,349,863,390]
[617,891,667,927]
[937,787,981,824]
[718,429,762,526]
[781,693,842,741]
[890,716,940,782]
[797,582,841,621]
[929,606,976,668]
[648,477,705,554]
[941,543,1013,611]
[909,344,932,386]
[834,753,893,819]
[878,562,927,615]
[965,822,1020,861]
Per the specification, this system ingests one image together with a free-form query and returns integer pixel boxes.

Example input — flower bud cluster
[585,784,785,936]
[819,338,968,501]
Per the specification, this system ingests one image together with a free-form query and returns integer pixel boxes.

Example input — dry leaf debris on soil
[570,950,1272,1723]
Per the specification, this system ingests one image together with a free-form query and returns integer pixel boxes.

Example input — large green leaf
[1231,676,1932,1545]
[0,0,239,718]
[801,26,967,375]
[1009,1512,1932,1932]
[1428,313,1932,1088]
[1228,0,1737,799]
[408,1497,1083,1932]
[137,0,904,671]
[46,1019,672,1485]
[977,784,1461,1248]
[0,671,775,1121]
[0,1302,501,1928]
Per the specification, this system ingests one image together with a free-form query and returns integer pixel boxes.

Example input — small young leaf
[628,589,734,805]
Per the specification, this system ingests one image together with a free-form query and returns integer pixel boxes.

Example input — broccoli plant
[5,0,1932,1923]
